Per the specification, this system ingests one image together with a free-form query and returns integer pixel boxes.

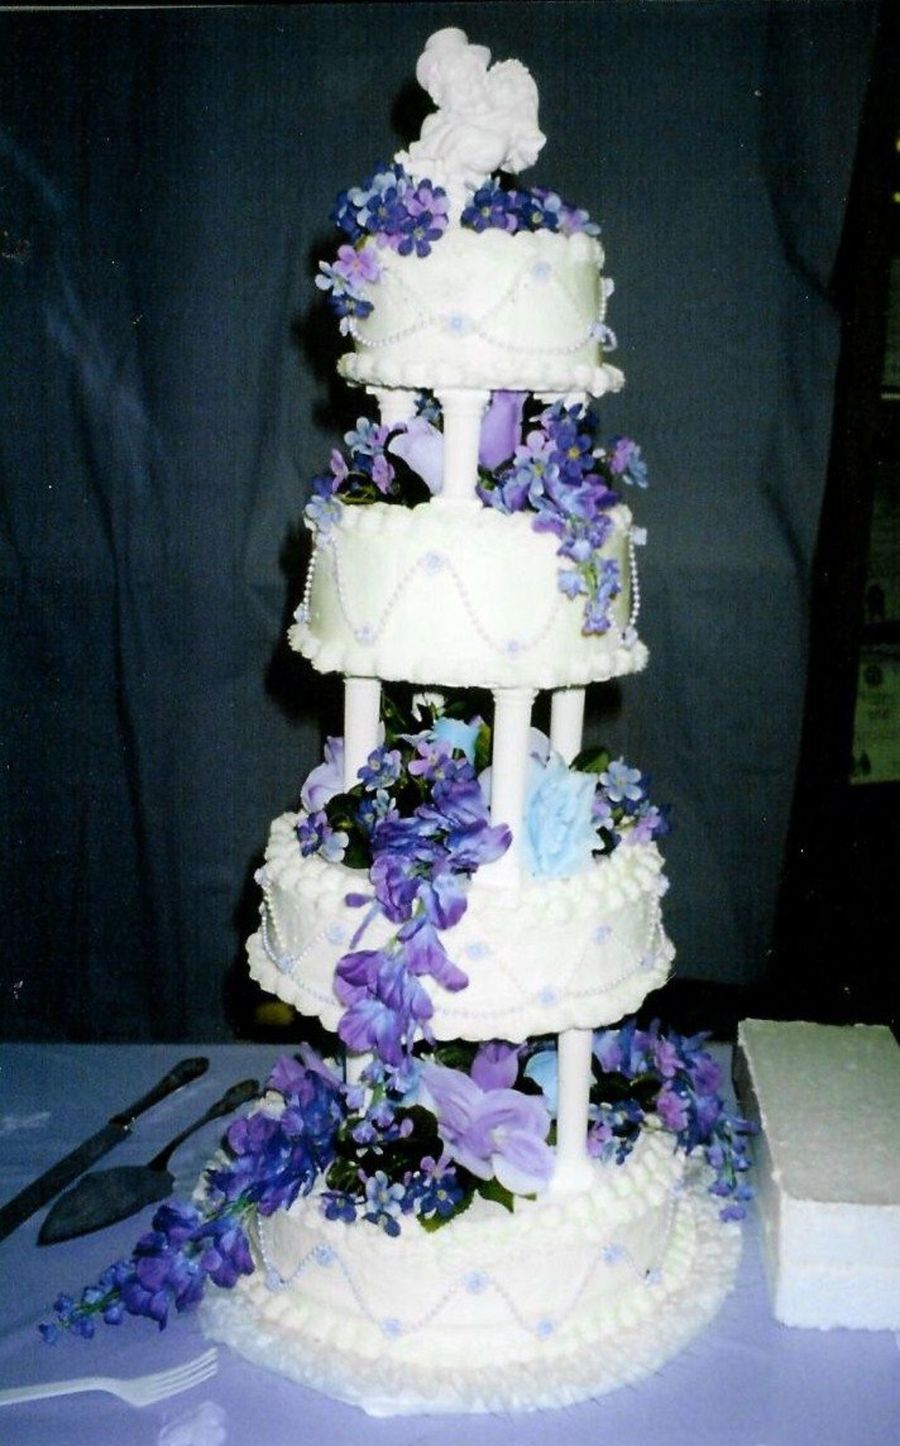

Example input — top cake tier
[320,27,623,399]
[338,226,622,398]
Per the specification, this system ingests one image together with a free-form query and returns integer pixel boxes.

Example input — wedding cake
[38,27,750,1413]
[193,29,747,1414]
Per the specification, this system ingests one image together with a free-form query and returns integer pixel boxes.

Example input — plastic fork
[0,1347,218,1408]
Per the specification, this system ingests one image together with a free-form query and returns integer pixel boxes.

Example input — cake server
[38,1077,259,1244]
[0,1056,209,1243]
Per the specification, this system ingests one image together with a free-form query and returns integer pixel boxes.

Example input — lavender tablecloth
[0,1044,897,1446]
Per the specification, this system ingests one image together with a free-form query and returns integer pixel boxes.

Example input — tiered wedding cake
[202,28,744,1415]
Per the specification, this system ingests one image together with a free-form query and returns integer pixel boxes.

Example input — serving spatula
[0,1057,209,1243]
[38,1078,258,1244]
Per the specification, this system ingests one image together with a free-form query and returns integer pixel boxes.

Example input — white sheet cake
[735,1018,900,1331]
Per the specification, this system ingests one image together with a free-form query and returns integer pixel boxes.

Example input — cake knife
[38,1077,259,1243]
[0,1056,209,1243]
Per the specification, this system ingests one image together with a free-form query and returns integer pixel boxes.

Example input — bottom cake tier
[201,1131,741,1416]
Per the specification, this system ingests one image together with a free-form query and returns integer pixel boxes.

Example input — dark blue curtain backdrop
[0,4,876,1040]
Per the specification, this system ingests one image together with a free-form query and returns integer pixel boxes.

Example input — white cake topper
[396,28,546,212]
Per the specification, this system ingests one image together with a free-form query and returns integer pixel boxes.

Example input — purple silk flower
[419,1061,552,1196]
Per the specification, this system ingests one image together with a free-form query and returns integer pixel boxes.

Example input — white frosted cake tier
[248,812,673,1042]
[202,1132,740,1416]
[291,498,646,689]
[338,226,625,397]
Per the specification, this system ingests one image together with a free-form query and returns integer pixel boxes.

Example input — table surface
[0,1043,897,1446]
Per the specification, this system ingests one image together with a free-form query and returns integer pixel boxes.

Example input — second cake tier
[249,811,673,1042]
[292,498,646,689]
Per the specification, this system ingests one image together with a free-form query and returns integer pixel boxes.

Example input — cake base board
[200,1176,741,1417]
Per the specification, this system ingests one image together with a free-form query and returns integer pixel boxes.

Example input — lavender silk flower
[300,737,345,812]
[479,391,527,469]
[387,417,444,493]
[471,1041,521,1091]
[419,1062,553,1196]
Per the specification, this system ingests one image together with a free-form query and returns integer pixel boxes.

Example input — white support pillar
[433,388,490,504]
[550,687,593,1192]
[550,686,585,765]
[488,686,536,888]
[551,1027,595,1194]
[369,387,417,428]
[342,676,382,791]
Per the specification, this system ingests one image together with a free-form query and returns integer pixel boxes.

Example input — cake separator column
[550,686,595,1194]
[343,677,382,790]
[550,686,585,764]
[488,686,536,888]
[433,389,489,503]
[342,676,381,1086]
[369,387,417,428]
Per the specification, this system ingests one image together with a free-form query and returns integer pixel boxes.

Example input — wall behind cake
[0,2,876,1039]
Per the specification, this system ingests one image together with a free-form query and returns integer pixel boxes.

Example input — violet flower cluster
[302,392,649,641]
[40,1039,556,1342]
[461,181,599,237]
[478,397,648,636]
[317,163,449,330]
[588,1020,755,1219]
[303,407,439,533]
[294,708,510,1068]
[40,1050,344,1343]
[316,162,600,333]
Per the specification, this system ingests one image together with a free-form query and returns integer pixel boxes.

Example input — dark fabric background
[0,3,876,1041]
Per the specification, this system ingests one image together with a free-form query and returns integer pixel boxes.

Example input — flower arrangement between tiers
[316,162,603,333]
[290,694,668,1066]
[40,1023,753,1342]
[303,394,648,639]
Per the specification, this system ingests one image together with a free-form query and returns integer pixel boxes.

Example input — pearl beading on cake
[331,538,566,657]
[347,255,605,359]
[297,544,318,627]
[318,534,640,659]
[628,526,642,629]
